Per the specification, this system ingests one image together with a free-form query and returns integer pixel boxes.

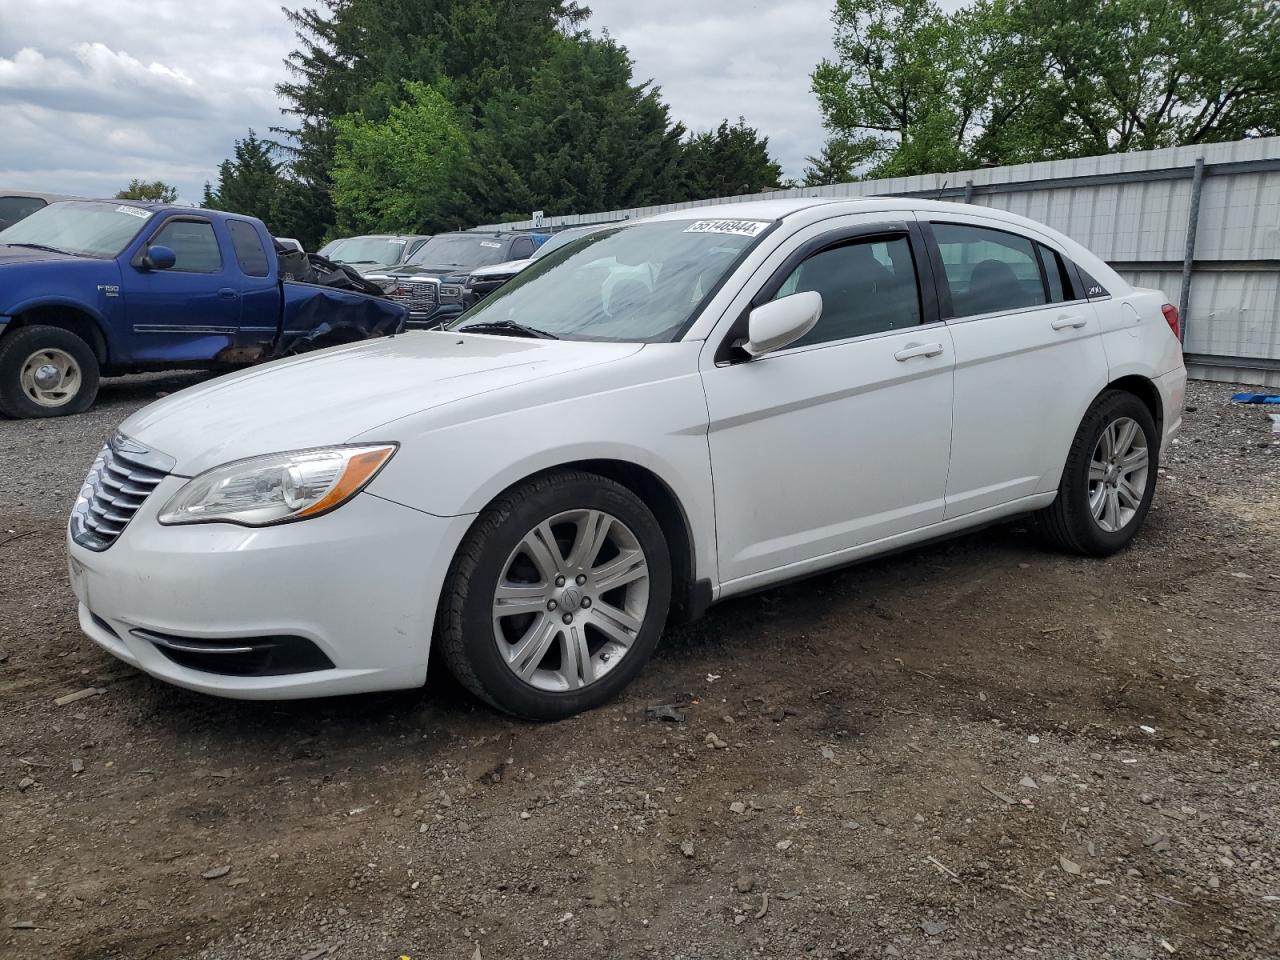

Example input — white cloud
[587,0,839,180]
[0,0,844,208]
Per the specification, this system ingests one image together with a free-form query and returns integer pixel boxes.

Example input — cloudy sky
[0,0,838,205]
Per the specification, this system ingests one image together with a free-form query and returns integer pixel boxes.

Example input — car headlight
[439,284,463,300]
[157,444,397,527]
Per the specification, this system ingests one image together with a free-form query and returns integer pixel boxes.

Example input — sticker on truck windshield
[479,241,502,248]
[115,205,150,218]
[684,219,769,237]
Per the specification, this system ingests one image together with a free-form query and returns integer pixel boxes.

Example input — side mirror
[141,245,176,271]
[743,291,823,357]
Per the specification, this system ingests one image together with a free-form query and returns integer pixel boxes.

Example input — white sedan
[66,198,1186,719]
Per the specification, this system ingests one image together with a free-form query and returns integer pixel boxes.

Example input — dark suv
[365,232,544,328]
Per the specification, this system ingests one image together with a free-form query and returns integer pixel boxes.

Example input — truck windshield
[452,220,769,343]
[0,201,151,258]
[324,236,408,265]
[407,235,510,269]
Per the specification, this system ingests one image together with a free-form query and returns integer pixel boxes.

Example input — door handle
[218,287,240,301]
[894,342,944,361]
[1051,314,1087,330]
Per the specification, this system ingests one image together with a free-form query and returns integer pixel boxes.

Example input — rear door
[119,215,243,363]
[225,218,280,357]
[921,215,1109,518]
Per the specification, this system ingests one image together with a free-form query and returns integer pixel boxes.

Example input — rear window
[0,195,47,225]
[227,219,270,277]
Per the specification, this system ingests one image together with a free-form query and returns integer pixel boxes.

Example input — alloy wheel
[1088,416,1149,533]
[492,509,650,692]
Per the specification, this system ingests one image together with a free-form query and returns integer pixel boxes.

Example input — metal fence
[475,137,1280,387]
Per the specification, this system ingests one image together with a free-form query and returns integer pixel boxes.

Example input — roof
[1,189,80,202]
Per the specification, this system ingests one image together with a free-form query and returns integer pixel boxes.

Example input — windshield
[530,227,598,261]
[408,234,510,269]
[0,200,150,258]
[324,236,409,265]
[452,219,769,342]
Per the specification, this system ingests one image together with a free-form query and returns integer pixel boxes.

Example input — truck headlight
[158,444,397,527]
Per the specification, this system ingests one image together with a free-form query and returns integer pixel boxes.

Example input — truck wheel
[0,325,101,418]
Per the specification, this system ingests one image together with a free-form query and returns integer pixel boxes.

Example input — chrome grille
[387,280,438,314]
[70,434,175,551]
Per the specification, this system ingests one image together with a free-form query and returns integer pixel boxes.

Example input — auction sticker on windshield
[684,219,769,237]
[115,205,151,218]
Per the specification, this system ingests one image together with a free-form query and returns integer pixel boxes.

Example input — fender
[2,295,117,361]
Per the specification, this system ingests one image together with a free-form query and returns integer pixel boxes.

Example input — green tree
[801,136,878,186]
[678,118,784,199]
[991,0,1280,157]
[811,0,1280,178]
[115,178,178,203]
[471,31,688,219]
[276,0,586,234]
[331,81,472,233]
[202,130,283,222]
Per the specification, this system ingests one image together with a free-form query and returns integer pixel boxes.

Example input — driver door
[120,215,243,363]
[700,218,955,590]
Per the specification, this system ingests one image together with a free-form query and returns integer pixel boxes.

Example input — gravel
[1,376,1278,959]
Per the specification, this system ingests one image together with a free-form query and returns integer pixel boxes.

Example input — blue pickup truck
[0,200,407,418]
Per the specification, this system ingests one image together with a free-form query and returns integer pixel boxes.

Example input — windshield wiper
[457,319,559,340]
[3,242,71,255]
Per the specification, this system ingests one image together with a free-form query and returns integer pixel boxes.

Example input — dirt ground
[2,374,1278,960]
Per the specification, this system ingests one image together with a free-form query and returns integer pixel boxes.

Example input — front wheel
[436,470,672,720]
[0,325,100,418]
[1035,389,1159,556]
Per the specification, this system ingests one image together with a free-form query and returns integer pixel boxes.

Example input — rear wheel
[0,325,100,418]
[1035,389,1159,556]
[436,470,672,720]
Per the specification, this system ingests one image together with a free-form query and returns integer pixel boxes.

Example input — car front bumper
[66,478,474,700]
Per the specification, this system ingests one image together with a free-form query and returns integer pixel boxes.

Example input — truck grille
[70,434,175,551]
[387,280,438,314]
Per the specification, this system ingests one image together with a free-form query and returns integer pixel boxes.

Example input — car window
[227,219,270,277]
[933,223,1047,317]
[510,237,536,260]
[1037,243,1075,303]
[0,196,47,224]
[771,235,921,348]
[150,220,222,273]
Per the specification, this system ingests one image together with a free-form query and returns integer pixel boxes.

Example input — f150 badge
[97,284,120,297]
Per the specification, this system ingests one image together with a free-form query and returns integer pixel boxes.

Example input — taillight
[1161,303,1180,340]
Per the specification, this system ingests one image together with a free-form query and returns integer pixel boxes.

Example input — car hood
[469,258,531,279]
[377,264,465,280]
[119,331,644,475]
[0,244,85,266]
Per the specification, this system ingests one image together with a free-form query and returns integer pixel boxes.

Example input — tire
[0,325,100,418]
[436,469,672,720]
[1035,389,1160,557]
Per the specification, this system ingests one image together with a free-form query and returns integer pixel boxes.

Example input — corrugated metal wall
[475,137,1280,386]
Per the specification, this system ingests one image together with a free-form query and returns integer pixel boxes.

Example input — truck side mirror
[141,245,177,271]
